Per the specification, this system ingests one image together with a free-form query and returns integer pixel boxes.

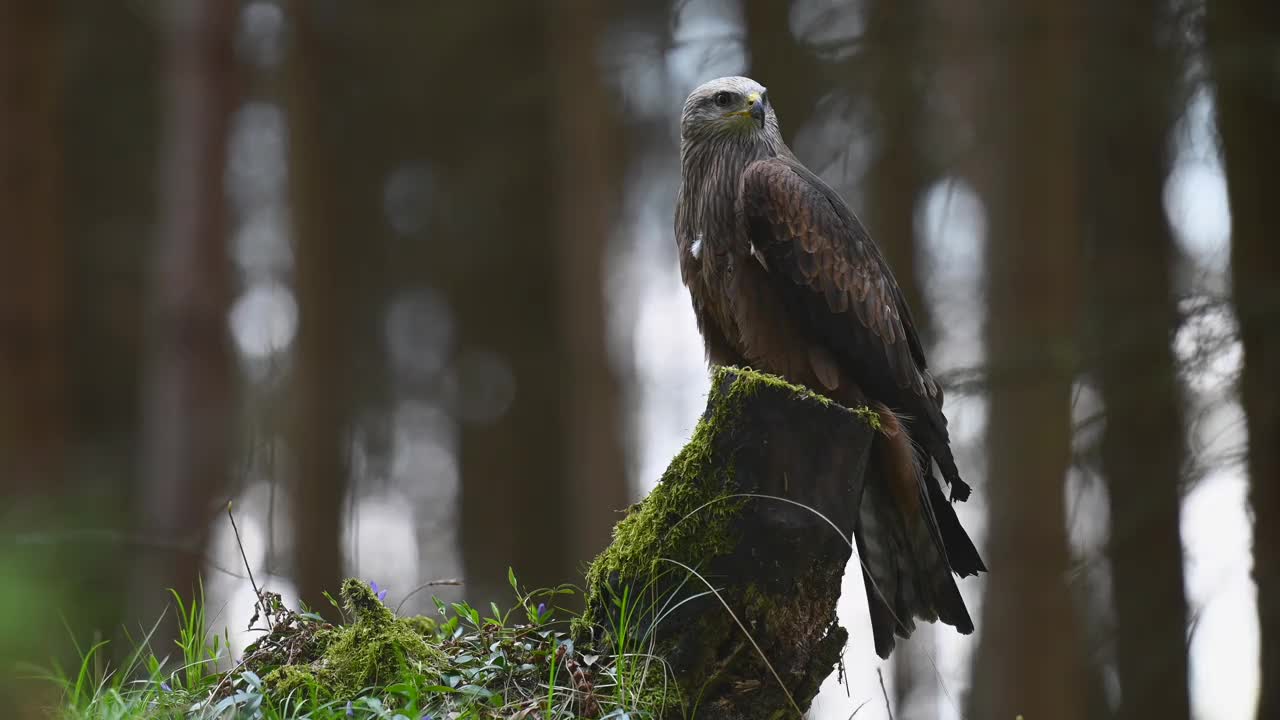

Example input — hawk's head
[680,76,777,143]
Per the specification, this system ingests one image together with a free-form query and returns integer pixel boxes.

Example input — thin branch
[878,668,895,720]
[227,501,265,627]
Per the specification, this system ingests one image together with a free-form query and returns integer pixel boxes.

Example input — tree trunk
[580,367,874,719]
[61,0,161,652]
[285,0,355,613]
[743,0,827,143]
[135,0,238,632]
[0,1,66,503]
[548,0,631,577]
[1206,1,1280,715]
[966,5,1088,719]
[859,0,932,344]
[411,4,628,604]
[440,5,570,603]
[0,4,67,715]
[1083,1,1191,717]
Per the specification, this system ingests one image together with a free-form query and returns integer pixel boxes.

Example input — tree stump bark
[579,367,876,719]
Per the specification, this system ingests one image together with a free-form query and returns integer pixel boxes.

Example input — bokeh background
[1,1,1276,719]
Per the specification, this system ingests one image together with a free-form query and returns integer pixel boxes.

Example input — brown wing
[739,156,982,560]
[738,157,942,427]
[739,157,986,656]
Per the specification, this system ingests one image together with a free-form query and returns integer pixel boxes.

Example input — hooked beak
[747,92,765,128]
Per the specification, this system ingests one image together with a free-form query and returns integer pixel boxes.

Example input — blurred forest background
[0,0,1276,718]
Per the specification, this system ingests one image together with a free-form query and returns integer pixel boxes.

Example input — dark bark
[859,0,932,344]
[966,4,1089,719]
[135,0,238,632]
[61,0,161,650]
[409,4,629,604]
[435,4,570,603]
[549,0,631,576]
[285,0,355,613]
[0,4,67,715]
[280,3,438,608]
[580,368,873,720]
[1084,2,1191,717]
[63,2,158,470]
[0,1,66,502]
[743,0,827,143]
[1206,1,1280,715]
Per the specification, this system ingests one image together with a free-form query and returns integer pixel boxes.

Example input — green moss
[719,365,832,406]
[634,671,686,718]
[579,366,884,639]
[579,370,744,632]
[725,365,884,433]
[260,580,446,702]
[851,405,883,431]
[403,614,437,637]
[738,574,822,642]
[263,663,325,698]
[740,583,772,616]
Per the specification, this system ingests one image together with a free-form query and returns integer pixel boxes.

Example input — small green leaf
[240,670,262,690]
[458,684,494,699]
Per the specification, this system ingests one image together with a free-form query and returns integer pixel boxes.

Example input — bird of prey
[675,76,985,658]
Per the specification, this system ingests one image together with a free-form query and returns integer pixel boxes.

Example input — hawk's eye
[713,91,734,108]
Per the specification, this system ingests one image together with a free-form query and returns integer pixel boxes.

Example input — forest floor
[48,573,675,720]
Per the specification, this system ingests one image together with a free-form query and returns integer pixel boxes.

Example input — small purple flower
[160,682,171,692]
[369,580,388,603]
[346,700,354,716]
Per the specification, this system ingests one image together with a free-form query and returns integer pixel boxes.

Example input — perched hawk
[675,76,985,658]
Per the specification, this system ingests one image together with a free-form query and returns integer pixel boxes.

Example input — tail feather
[855,409,979,659]
[926,469,987,577]
[927,432,972,502]
[915,377,972,503]
[855,530,900,659]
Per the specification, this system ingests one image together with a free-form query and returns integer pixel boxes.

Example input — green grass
[43,569,680,720]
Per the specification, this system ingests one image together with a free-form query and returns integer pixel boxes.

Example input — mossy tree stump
[579,367,876,719]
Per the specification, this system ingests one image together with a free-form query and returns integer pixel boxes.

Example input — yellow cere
[727,92,761,121]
